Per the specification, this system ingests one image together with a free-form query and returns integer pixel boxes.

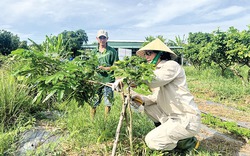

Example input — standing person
[131,38,201,154]
[91,29,119,117]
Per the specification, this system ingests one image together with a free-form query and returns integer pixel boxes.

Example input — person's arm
[98,66,111,71]
[131,87,159,106]
[149,61,181,88]
[142,87,159,106]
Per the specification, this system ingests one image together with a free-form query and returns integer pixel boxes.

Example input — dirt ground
[195,98,250,155]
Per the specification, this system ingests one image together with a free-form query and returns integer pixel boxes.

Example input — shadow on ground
[197,124,250,156]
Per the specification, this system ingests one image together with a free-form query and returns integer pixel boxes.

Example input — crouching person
[132,38,201,154]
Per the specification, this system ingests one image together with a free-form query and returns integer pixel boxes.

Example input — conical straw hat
[136,38,177,60]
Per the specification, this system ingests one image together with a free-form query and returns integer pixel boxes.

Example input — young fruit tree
[110,56,154,156]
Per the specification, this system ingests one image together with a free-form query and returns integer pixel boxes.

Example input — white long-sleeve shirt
[143,60,200,116]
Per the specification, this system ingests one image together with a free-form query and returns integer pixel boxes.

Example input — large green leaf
[42,90,57,103]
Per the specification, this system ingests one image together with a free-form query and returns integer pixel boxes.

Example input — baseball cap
[97,29,108,38]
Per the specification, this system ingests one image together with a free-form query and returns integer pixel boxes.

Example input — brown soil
[195,98,250,123]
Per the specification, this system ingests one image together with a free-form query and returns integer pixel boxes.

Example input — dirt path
[195,98,250,155]
[196,98,250,124]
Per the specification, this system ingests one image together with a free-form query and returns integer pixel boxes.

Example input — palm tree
[167,35,186,65]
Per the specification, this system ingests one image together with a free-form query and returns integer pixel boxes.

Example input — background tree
[18,40,29,49]
[184,32,212,68]
[28,34,67,59]
[238,26,250,68]
[142,35,166,47]
[60,29,88,58]
[28,29,88,59]
[184,27,249,84]
[225,26,250,83]
[167,35,187,65]
[168,35,186,46]
[201,29,232,76]
[0,30,20,55]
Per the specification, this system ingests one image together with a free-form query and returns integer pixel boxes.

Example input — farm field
[1,64,249,156]
[185,66,250,156]
[195,98,250,156]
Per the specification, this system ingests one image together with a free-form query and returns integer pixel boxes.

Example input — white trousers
[144,104,201,150]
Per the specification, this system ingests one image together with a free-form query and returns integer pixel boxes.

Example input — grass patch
[53,94,155,155]
[201,113,250,139]
[50,93,221,155]
[185,66,250,111]
[0,69,36,130]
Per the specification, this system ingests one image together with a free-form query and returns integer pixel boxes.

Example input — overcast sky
[1,0,250,44]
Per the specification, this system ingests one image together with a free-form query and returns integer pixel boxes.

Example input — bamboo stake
[111,91,128,156]
[127,87,134,155]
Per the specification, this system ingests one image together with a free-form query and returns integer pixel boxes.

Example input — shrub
[0,69,34,130]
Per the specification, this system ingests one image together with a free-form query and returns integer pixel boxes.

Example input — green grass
[0,69,36,130]
[52,95,155,155]
[48,94,220,156]
[185,66,250,111]
[0,69,37,154]
[201,113,250,139]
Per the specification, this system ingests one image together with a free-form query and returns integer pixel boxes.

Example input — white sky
[1,0,250,44]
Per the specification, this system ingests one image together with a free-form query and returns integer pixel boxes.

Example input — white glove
[130,101,140,109]
[131,95,144,106]
[109,78,124,91]
[130,95,145,111]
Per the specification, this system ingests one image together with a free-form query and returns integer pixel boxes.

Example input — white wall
[118,48,132,60]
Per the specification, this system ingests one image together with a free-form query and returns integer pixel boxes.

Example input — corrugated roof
[82,40,183,49]
[108,40,143,48]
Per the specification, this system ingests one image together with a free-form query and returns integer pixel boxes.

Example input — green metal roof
[82,40,144,49]
[82,40,183,49]
[108,40,144,48]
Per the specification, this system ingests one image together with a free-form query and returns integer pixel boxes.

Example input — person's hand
[98,66,110,71]
[131,95,144,107]
[131,95,144,109]
[98,66,104,70]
